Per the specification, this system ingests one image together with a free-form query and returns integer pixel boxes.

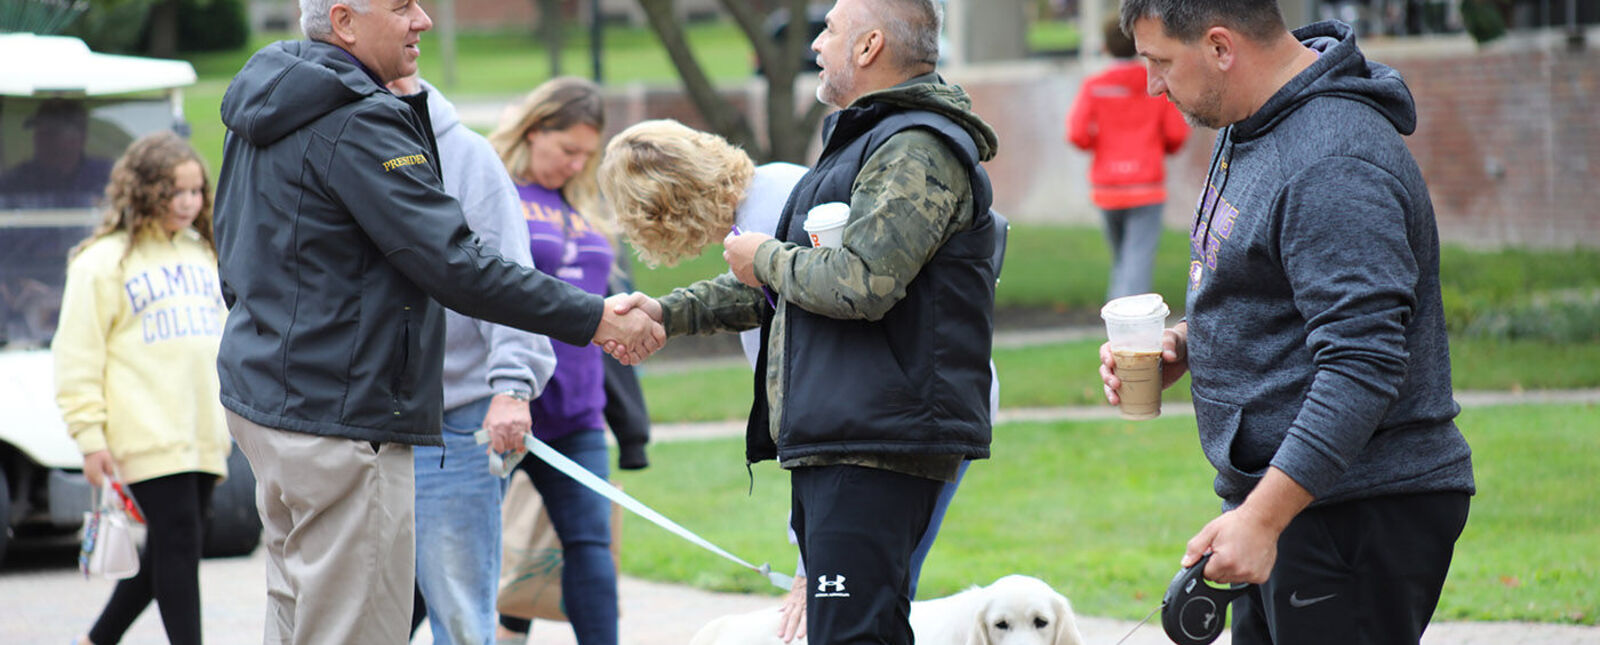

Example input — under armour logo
[815,574,850,597]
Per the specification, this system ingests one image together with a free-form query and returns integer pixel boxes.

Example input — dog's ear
[966,595,995,645]
[686,616,718,645]
[1050,592,1086,645]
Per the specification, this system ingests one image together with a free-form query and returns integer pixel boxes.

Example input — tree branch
[718,0,778,68]
[635,0,757,151]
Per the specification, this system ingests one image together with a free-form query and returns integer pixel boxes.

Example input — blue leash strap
[476,430,792,590]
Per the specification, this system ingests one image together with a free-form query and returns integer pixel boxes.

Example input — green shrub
[1462,288,1600,343]
[61,0,154,54]
[0,0,88,34]
[1461,0,1509,45]
[178,0,249,52]
[1439,245,1600,336]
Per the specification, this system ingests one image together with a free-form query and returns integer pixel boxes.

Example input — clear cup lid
[1100,293,1170,321]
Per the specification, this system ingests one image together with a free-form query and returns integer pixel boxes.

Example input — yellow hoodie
[53,229,229,483]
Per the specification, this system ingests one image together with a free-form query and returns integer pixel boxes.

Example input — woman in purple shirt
[487,77,617,645]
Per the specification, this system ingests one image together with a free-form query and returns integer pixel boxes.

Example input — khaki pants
[227,411,415,645]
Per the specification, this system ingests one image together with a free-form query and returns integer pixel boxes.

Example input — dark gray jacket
[1185,21,1474,508]
[214,41,601,445]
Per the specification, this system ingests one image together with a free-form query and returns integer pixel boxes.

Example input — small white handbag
[80,479,144,580]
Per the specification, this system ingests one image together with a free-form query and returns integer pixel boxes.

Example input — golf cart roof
[0,33,196,97]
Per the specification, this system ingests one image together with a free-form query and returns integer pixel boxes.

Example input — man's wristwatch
[495,389,532,402]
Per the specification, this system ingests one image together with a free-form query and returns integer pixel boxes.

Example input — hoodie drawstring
[1194,127,1235,258]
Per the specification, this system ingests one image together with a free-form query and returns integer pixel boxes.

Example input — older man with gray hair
[212,1,662,643]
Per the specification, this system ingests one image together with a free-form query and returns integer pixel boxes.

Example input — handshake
[588,230,772,365]
[592,292,665,366]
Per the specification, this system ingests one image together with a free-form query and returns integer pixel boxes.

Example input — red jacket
[1066,61,1190,209]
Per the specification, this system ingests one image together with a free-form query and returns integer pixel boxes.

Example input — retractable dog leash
[1113,553,1252,645]
[476,430,794,591]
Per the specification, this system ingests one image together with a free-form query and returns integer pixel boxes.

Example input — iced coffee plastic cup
[1100,293,1170,420]
[803,202,850,248]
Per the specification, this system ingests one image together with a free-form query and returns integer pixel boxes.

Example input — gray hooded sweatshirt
[1184,21,1474,509]
[415,80,557,410]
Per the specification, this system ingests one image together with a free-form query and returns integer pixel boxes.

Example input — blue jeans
[1100,203,1165,300]
[414,396,505,645]
[907,460,969,600]
[499,429,616,645]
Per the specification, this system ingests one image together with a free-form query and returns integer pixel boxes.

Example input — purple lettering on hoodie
[518,183,612,440]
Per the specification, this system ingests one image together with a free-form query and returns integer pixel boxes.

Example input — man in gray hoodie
[386,74,555,645]
[1100,1,1475,643]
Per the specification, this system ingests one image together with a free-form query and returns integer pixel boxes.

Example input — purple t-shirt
[518,183,612,440]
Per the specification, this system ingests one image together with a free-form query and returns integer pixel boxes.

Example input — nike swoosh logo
[1288,592,1337,608]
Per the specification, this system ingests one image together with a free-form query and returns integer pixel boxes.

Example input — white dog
[689,574,1084,645]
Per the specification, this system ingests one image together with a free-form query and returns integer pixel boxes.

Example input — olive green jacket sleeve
[751,129,973,321]
[657,272,766,338]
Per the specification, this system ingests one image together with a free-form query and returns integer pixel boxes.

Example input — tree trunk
[636,0,759,155]
[637,0,831,163]
[772,0,829,163]
[541,0,564,77]
[145,0,178,58]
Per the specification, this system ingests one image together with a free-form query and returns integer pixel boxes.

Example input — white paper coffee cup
[803,202,851,248]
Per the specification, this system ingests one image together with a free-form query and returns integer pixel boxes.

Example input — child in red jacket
[1067,17,1190,300]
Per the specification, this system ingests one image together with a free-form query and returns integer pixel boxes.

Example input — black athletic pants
[791,464,944,645]
[1231,491,1471,645]
[89,472,218,645]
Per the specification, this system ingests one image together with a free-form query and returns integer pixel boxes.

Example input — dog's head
[967,575,1084,645]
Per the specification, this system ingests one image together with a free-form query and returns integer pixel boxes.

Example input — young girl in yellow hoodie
[55,131,229,645]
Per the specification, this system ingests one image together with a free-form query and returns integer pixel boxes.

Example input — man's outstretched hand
[607,291,662,323]
[594,293,665,365]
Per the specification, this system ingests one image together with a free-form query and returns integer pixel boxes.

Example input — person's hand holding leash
[1183,468,1313,585]
[482,392,532,455]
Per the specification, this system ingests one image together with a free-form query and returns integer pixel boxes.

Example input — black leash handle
[1161,553,1252,645]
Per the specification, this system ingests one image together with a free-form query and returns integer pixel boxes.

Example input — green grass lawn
[611,404,1600,624]
[1027,19,1082,54]
[633,224,1600,325]
[636,334,1600,424]
[630,224,1600,422]
[1441,405,1599,624]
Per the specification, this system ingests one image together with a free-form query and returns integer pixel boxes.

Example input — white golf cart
[0,32,260,564]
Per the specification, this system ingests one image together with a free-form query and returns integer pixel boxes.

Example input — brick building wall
[455,0,537,30]
[1387,41,1598,248]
